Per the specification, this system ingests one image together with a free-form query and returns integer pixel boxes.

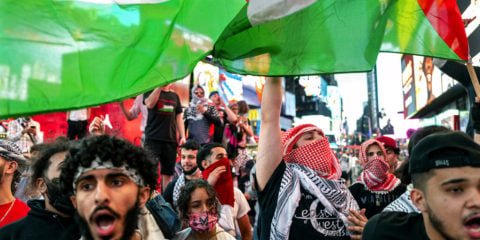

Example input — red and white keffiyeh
[281,124,341,180]
[358,139,400,192]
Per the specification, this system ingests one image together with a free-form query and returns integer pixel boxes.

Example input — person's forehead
[78,168,126,180]
[429,167,480,185]
[181,149,197,156]
[48,152,67,171]
[190,188,209,201]
[211,147,226,155]
[367,144,381,151]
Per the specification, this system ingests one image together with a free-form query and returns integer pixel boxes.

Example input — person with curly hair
[174,179,234,240]
[0,141,80,239]
[60,135,160,240]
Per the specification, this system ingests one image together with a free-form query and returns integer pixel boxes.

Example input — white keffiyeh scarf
[270,163,359,240]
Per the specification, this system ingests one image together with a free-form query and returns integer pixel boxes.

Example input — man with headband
[0,140,29,227]
[363,131,480,239]
[254,78,364,240]
[59,135,161,240]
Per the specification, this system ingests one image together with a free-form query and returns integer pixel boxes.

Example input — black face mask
[44,178,75,215]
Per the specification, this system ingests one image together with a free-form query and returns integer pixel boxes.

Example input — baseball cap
[0,140,28,173]
[209,91,219,98]
[376,136,399,153]
[409,131,480,174]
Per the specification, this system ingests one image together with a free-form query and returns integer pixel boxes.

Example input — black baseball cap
[409,131,480,174]
[209,91,219,98]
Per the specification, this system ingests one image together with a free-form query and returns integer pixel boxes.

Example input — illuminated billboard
[402,55,456,118]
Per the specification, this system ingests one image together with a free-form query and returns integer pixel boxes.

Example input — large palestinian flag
[214,0,468,75]
[0,0,468,117]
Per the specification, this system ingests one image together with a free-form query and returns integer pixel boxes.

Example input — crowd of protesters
[0,78,480,240]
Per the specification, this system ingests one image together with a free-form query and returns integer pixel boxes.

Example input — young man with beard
[60,135,159,240]
[0,141,79,239]
[0,140,30,228]
[363,131,480,240]
[197,143,252,240]
[163,140,202,208]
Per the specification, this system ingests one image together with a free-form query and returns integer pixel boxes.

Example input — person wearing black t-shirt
[254,78,366,240]
[349,139,406,218]
[364,131,480,240]
[144,84,186,191]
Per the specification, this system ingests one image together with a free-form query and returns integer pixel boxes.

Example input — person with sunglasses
[348,139,407,218]
[184,85,222,145]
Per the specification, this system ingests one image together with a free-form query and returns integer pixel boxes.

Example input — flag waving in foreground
[0,0,468,117]
[214,0,468,75]
[0,0,245,118]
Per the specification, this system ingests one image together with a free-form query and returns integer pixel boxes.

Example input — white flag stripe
[55,0,169,5]
[247,0,317,26]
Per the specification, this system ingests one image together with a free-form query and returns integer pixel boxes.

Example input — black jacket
[0,199,79,240]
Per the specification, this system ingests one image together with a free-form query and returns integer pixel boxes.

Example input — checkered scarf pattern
[73,156,144,192]
[282,124,341,180]
[0,139,27,173]
[173,173,186,206]
[357,139,400,192]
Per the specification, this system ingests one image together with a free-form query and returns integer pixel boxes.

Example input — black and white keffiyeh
[270,163,359,240]
[382,185,420,213]
[173,173,186,205]
[0,139,27,173]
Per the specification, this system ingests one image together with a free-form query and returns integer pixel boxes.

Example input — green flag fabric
[0,0,468,117]
[0,0,245,118]
[213,0,468,76]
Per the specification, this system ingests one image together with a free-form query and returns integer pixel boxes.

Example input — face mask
[284,139,341,180]
[188,212,218,233]
[364,156,389,183]
[44,178,75,215]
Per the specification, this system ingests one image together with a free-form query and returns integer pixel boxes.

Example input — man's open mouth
[93,210,117,237]
[464,214,480,238]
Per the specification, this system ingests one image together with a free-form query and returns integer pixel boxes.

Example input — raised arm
[220,97,237,124]
[144,87,162,109]
[119,101,135,120]
[176,112,186,145]
[256,77,283,191]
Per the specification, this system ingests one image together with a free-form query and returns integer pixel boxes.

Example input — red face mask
[201,157,234,207]
[284,138,341,180]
